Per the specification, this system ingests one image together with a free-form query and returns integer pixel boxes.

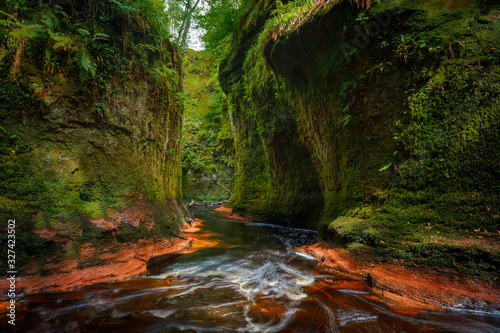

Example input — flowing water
[7,208,500,332]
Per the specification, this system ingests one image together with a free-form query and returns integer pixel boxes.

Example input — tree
[196,0,239,58]
[167,0,202,49]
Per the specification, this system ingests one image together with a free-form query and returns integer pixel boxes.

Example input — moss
[183,182,232,202]
[221,0,499,277]
[329,215,381,246]
[225,85,325,228]
[0,1,185,266]
[325,188,499,278]
[182,50,234,202]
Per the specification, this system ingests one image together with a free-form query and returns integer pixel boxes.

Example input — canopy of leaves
[196,0,240,58]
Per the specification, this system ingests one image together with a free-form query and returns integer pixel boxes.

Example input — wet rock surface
[298,241,500,311]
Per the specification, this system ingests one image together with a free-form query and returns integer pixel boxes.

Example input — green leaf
[136,43,159,52]
[75,49,97,81]
[52,34,72,49]
[110,0,137,13]
[339,114,352,128]
[44,46,52,61]
[379,162,392,171]
[54,5,69,19]
[0,10,17,22]
[92,32,109,41]
[11,24,44,39]
[77,28,91,36]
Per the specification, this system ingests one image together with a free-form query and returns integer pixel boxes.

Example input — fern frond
[92,32,110,41]
[150,61,179,87]
[52,34,72,49]
[0,10,17,22]
[76,49,97,81]
[0,18,20,29]
[41,12,59,30]
[11,24,44,39]
[0,49,8,63]
[136,43,160,52]
[77,28,91,36]
[53,5,69,19]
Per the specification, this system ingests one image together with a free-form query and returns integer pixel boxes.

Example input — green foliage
[219,0,500,278]
[379,162,392,172]
[110,0,138,13]
[165,0,202,49]
[75,49,97,81]
[113,0,172,44]
[183,108,227,173]
[149,61,179,89]
[0,0,185,266]
[181,50,234,201]
[0,0,175,86]
[196,0,240,59]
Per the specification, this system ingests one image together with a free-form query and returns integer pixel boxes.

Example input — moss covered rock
[220,0,500,275]
[0,0,185,266]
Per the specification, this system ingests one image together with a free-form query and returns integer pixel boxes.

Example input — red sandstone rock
[213,206,258,222]
[297,241,500,310]
[0,219,217,295]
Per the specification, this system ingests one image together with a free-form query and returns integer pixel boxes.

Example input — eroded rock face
[2,72,186,251]
[218,0,325,228]
[220,0,499,233]
[219,0,500,277]
[0,5,185,261]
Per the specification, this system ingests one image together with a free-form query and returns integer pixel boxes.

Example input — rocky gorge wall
[220,0,500,276]
[219,0,325,228]
[0,0,186,265]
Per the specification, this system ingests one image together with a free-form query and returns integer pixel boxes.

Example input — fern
[77,28,91,36]
[0,10,16,22]
[53,5,69,19]
[110,0,138,13]
[41,12,59,30]
[150,62,179,88]
[92,32,110,42]
[51,34,72,49]
[136,43,160,52]
[339,114,352,128]
[76,49,97,81]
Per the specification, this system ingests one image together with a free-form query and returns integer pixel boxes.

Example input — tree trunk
[178,0,202,49]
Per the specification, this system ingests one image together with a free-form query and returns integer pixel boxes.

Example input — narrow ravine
[11,207,500,332]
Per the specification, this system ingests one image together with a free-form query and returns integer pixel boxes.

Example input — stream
[10,207,500,332]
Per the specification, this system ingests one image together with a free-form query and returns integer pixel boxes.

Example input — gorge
[0,0,499,331]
